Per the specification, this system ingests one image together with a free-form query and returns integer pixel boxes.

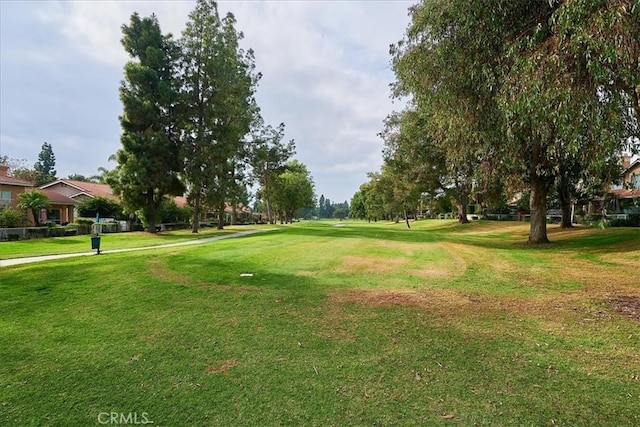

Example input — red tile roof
[40,179,119,201]
[174,195,188,208]
[40,189,79,205]
[610,188,639,199]
[0,175,34,187]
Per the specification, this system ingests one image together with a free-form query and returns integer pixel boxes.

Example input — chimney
[622,154,632,170]
[0,164,9,177]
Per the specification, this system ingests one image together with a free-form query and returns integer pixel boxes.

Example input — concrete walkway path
[0,228,276,268]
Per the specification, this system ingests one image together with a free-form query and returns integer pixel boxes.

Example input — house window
[0,190,10,201]
[631,174,640,189]
[47,209,61,224]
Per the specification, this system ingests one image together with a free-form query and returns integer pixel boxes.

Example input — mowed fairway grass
[1,220,639,426]
[0,225,265,260]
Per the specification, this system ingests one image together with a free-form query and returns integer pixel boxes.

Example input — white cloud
[0,0,414,202]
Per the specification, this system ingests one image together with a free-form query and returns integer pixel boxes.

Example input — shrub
[77,197,124,219]
[160,199,192,224]
[580,214,602,226]
[74,218,95,226]
[64,227,78,236]
[100,222,121,233]
[50,227,66,237]
[26,228,49,238]
[0,207,28,227]
[609,214,640,227]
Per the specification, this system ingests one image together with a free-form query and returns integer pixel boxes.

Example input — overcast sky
[0,0,413,204]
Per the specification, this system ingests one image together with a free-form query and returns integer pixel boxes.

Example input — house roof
[624,158,640,174]
[0,175,34,187]
[610,188,639,199]
[40,179,119,201]
[40,189,79,205]
[174,195,188,208]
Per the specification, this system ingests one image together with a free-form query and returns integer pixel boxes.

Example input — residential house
[608,154,640,214]
[0,165,77,224]
[0,165,32,211]
[40,179,119,202]
[39,189,78,224]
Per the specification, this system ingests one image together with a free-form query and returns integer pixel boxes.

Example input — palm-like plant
[17,190,50,226]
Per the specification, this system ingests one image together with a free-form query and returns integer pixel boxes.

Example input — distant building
[0,165,77,224]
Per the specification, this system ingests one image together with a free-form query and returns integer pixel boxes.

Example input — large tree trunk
[266,199,274,224]
[191,194,200,233]
[217,199,225,230]
[403,202,411,229]
[146,191,157,233]
[529,174,550,244]
[263,173,275,225]
[31,209,40,227]
[454,186,469,224]
[231,204,238,225]
[557,175,573,229]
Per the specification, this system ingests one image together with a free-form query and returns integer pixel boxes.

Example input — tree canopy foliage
[110,0,313,230]
[180,0,260,231]
[110,12,185,233]
[364,0,639,242]
[271,160,315,223]
[34,142,57,186]
[76,197,123,219]
[17,190,50,227]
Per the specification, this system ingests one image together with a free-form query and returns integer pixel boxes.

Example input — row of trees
[109,0,314,233]
[357,0,639,243]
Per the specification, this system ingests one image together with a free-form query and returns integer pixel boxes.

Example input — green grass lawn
[1,220,639,425]
[0,225,273,260]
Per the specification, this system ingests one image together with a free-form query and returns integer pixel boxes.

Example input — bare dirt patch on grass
[375,240,424,256]
[554,256,640,290]
[608,295,640,323]
[327,287,591,325]
[410,242,468,279]
[328,288,474,311]
[205,359,240,374]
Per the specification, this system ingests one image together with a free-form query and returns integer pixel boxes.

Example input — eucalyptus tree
[381,108,445,226]
[113,13,184,233]
[359,178,385,222]
[249,121,296,224]
[349,190,366,220]
[180,0,260,231]
[391,0,635,243]
[499,1,634,241]
[390,0,509,225]
[270,160,315,224]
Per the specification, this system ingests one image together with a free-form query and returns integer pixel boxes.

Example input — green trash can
[91,235,101,254]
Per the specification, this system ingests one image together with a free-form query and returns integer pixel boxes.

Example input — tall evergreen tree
[111,13,184,233]
[34,142,57,186]
[180,0,260,231]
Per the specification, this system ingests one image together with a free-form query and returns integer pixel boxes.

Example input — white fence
[0,226,83,241]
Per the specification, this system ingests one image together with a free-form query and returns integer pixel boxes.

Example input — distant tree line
[355,0,639,243]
